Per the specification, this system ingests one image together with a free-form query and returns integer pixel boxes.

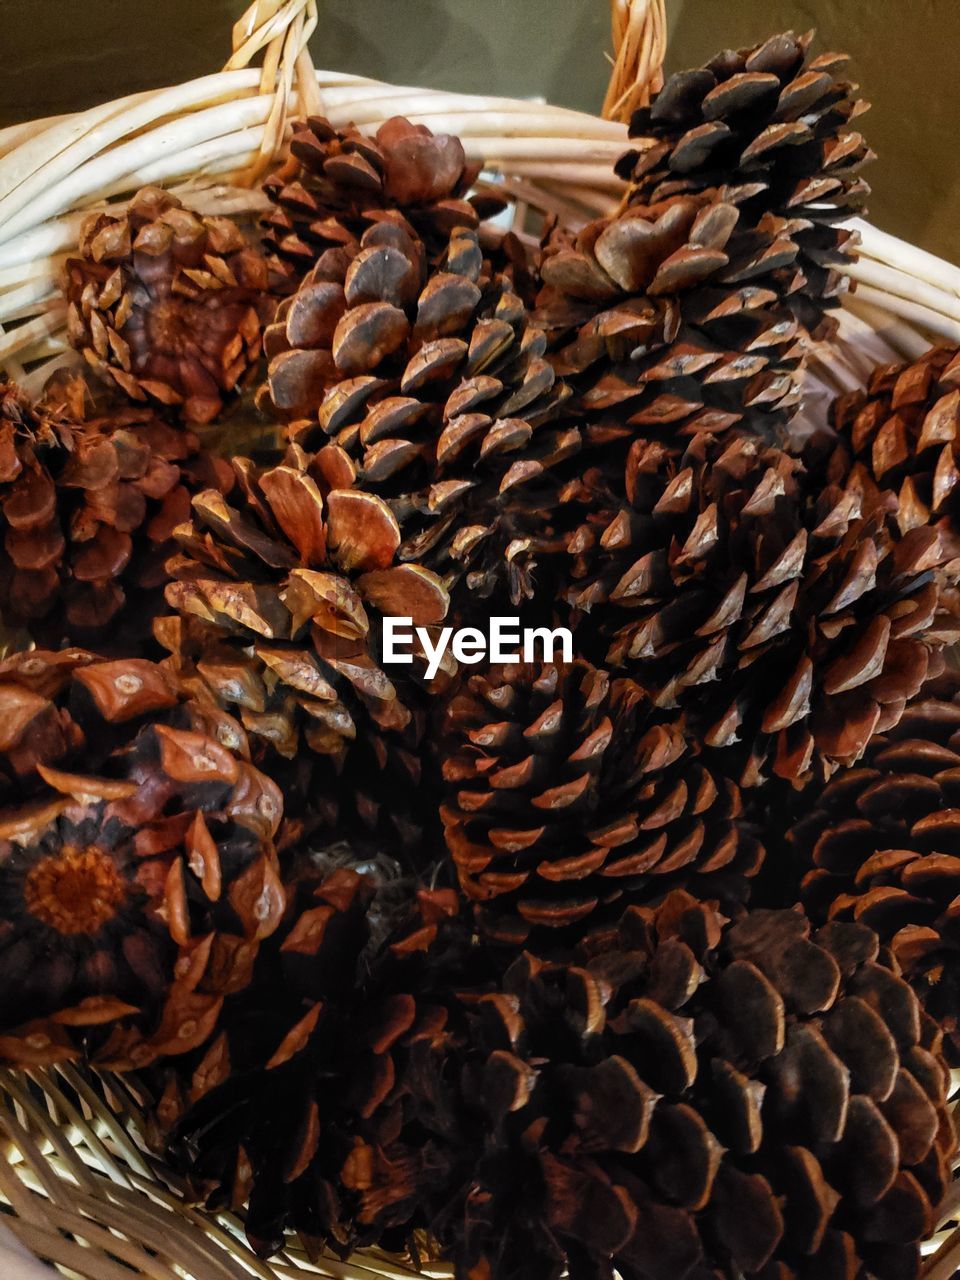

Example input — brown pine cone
[564,430,959,788]
[262,115,502,294]
[161,442,450,845]
[621,31,869,325]
[63,187,269,424]
[536,31,870,451]
[792,678,960,1063]
[831,344,960,535]
[0,376,233,647]
[0,648,284,1068]
[371,893,956,1280]
[261,221,576,606]
[158,610,436,857]
[440,660,763,945]
[162,860,471,1259]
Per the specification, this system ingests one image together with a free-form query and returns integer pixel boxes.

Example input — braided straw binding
[602,0,667,121]
[0,2,958,1276]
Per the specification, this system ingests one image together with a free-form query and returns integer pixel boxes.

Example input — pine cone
[831,344,960,536]
[791,677,960,1063]
[262,116,502,294]
[63,187,269,424]
[158,610,435,857]
[0,648,284,1067]
[261,220,576,606]
[623,30,868,326]
[440,660,763,945]
[374,893,956,1280]
[564,430,959,787]
[164,860,470,1258]
[161,442,451,844]
[0,377,233,647]
[536,31,870,450]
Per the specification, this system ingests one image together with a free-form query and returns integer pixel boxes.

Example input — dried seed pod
[370,895,955,1280]
[564,429,959,788]
[163,860,471,1259]
[0,650,284,1067]
[792,675,960,1063]
[161,443,450,855]
[262,223,576,607]
[831,344,960,538]
[440,660,763,945]
[0,376,233,648]
[262,115,502,294]
[63,187,269,423]
[537,30,871,452]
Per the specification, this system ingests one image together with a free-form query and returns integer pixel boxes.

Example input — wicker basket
[0,2,958,1276]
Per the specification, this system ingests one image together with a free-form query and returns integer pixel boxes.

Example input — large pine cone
[63,187,269,424]
[440,660,763,945]
[262,116,502,294]
[164,860,471,1258]
[162,442,450,842]
[262,220,576,607]
[791,677,960,1063]
[831,344,960,536]
[0,648,284,1068]
[621,30,869,328]
[564,430,959,787]
[0,376,233,647]
[372,893,956,1280]
[536,31,870,451]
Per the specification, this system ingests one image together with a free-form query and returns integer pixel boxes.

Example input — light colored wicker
[0,2,958,1276]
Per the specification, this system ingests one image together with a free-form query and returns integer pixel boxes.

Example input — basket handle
[602,0,667,122]
[223,0,324,183]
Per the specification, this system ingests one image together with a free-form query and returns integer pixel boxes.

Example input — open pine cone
[621,31,870,322]
[0,648,284,1068]
[792,676,960,1063]
[831,344,960,537]
[0,377,233,647]
[440,660,763,945]
[563,429,959,787]
[262,115,504,295]
[536,30,871,453]
[261,211,576,607]
[63,187,269,424]
[368,893,956,1280]
[161,442,451,845]
[163,860,470,1259]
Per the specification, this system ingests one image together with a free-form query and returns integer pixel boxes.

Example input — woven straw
[0,2,958,1276]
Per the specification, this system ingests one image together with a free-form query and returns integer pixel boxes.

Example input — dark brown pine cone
[0,375,233,647]
[0,648,284,1068]
[440,660,763,945]
[564,429,959,788]
[262,115,503,295]
[831,344,960,536]
[621,31,870,319]
[536,31,870,451]
[791,677,960,1063]
[63,187,269,424]
[260,219,576,607]
[162,860,472,1259]
[367,893,956,1280]
[158,610,436,858]
[161,441,451,852]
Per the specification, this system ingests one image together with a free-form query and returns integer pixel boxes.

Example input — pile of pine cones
[1,31,958,1280]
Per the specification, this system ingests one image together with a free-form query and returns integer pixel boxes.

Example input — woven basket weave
[0,2,958,1276]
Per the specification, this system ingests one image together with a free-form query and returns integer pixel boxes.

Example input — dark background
[1,1,956,262]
